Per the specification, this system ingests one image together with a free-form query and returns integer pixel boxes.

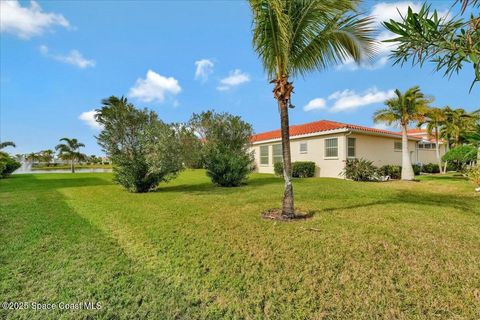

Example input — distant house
[250,120,447,178]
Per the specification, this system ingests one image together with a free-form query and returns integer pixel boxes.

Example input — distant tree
[55,138,86,173]
[38,149,54,163]
[441,107,477,148]
[173,124,204,169]
[374,86,431,180]
[418,107,446,171]
[0,152,21,178]
[383,1,480,91]
[189,110,253,187]
[95,96,183,193]
[249,0,376,218]
[0,141,16,150]
[25,152,39,163]
[442,144,478,170]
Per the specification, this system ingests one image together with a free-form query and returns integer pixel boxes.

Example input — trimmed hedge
[422,163,440,173]
[274,161,316,178]
[378,165,401,180]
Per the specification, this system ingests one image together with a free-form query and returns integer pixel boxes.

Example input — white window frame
[394,141,402,151]
[347,137,356,158]
[272,144,283,164]
[259,145,269,166]
[324,138,338,159]
[299,142,308,154]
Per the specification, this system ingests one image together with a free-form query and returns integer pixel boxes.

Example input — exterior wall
[349,133,417,167]
[415,144,447,164]
[251,132,347,178]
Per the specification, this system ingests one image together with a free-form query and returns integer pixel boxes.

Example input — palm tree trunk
[279,99,294,218]
[434,127,442,173]
[401,125,415,180]
[71,159,75,173]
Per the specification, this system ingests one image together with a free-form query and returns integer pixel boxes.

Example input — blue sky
[1,0,478,155]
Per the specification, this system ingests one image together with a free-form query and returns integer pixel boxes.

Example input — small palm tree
[441,107,477,148]
[55,138,85,173]
[249,0,376,218]
[373,86,431,180]
[418,107,446,172]
[0,141,16,150]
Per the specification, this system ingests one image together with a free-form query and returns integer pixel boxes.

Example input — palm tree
[418,107,446,172]
[55,138,85,173]
[0,141,16,150]
[373,86,431,180]
[441,107,477,148]
[249,0,376,218]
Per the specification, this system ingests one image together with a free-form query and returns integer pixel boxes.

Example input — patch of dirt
[261,208,315,221]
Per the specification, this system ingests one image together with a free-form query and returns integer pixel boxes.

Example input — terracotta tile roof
[406,128,427,134]
[251,120,419,143]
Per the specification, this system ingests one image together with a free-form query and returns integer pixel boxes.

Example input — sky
[1,0,478,156]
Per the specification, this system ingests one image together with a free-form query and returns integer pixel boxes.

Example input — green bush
[412,164,421,175]
[190,111,253,187]
[96,96,183,193]
[378,165,402,179]
[442,145,478,171]
[274,161,283,176]
[422,163,440,173]
[293,161,315,177]
[466,165,480,187]
[274,161,316,178]
[0,152,21,178]
[342,158,377,181]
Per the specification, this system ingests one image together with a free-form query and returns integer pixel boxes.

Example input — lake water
[13,162,112,174]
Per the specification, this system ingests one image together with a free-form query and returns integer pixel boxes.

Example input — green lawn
[1,171,479,319]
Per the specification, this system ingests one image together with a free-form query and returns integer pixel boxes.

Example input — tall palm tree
[0,141,16,150]
[249,0,376,218]
[55,138,85,173]
[373,86,431,180]
[418,107,446,172]
[441,107,477,148]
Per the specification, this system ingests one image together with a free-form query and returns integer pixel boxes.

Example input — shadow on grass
[321,188,478,215]
[156,176,282,194]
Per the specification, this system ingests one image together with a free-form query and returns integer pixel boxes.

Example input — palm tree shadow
[321,189,478,214]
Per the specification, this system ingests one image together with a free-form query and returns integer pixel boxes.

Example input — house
[250,120,447,178]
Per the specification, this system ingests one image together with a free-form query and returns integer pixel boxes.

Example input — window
[260,146,269,165]
[325,138,338,158]
[299,142,308,154]
[394,141,402,151]
[272,144,283,164]
[418,143,424,149]
[347,138,356,158]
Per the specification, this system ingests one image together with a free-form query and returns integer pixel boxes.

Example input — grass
[1,170,479,319]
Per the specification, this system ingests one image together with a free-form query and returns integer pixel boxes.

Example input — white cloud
[194,59,214,82]
[79,110,103,130]
[0,0,70,39]
[217,69,250,91]
[129,70,181,104]
[303,98,327,112]
[40,45,95,68]
[329,87,395,112]
[304,87,395,113]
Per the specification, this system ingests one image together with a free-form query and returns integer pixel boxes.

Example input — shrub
[378,165,402,179]
[422,163,440,173]
[442,145,478,171]
[0,152,21,178]
[96,96,183,193]
[412,164,421,176]
[274,161,316,178]
[274,161,283,176]
[342,158,377,181]
[189,111,253,187]
[466,165,480,189]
